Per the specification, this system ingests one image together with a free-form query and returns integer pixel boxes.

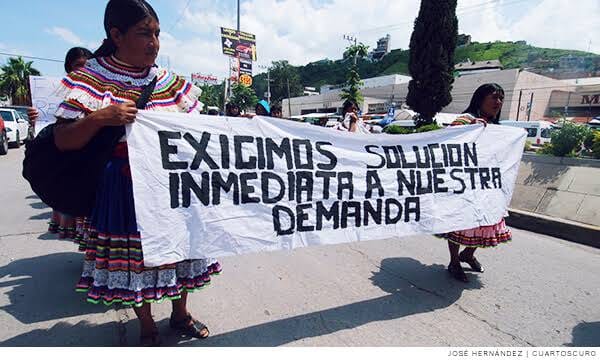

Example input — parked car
[0,108,29,148]
[588,118,600,130]
[2,105,35,141]
[499,120,556,147]
[0,113,8,155]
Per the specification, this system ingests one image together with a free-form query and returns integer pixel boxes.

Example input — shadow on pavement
[29,202,49,210]
[0,252,109,324]
[566,321,600,346]
[161,257,482,347]
[0,320,119,346]
[30,211,52,221]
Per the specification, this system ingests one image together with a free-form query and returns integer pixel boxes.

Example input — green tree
[340,66,364,104]
[230,83,258,112]
[340,43,369,105]
[199,83,224,112]
[343,43,369,65]
[406,0,458,126]
[0,57,41,105]
[258,60,303,104]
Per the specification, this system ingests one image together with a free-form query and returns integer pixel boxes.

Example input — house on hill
[455,59,503,75]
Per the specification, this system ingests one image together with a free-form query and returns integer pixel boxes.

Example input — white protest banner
[126,111,526,266]
[29,76,63,133]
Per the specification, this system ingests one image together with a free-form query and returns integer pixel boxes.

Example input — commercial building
[283,67,600,122]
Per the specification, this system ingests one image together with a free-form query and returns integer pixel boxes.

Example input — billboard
[191,73,219,86]
[220,27,257,61]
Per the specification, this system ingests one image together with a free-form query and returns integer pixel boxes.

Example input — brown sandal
[170,313,210,339]
[448,262,469,283]
[459,252,484,273]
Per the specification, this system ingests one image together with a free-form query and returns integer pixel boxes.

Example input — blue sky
[0,0,598,79]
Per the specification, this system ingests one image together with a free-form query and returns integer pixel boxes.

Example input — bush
[415,123,443,133]
[384,125,414,135]
[524,140,533,152]
[537,142,554,155]
[591,132,600,159]
[583,129,597,150]
[548,121,589,157]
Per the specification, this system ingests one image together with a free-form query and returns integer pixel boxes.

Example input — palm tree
[343,43,369,66]
[0,57,41,105]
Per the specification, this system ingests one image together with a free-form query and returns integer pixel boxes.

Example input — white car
[0,108,29,148]
[499,120,556,147]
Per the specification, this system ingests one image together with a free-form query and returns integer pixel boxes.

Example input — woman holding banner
[441,83,512,283]
[53,0,221,345]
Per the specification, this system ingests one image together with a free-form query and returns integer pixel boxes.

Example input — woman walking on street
[53,0,221,345]
[48,47,93,240]
[441,83,512,283]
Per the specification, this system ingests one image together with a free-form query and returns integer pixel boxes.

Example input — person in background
[270,104,283,118]
[48,46,94,240]
[255,100,270,116]
[65,47,93,73]
[53,0,221,345]
[225,102,240,117]
[440,83,511,283]
[333,99,370,134]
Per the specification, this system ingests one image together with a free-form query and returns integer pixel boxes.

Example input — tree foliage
[406,0,458,126]
[340,43,369,106]
[253,60,303,105]
[230,83,258,111]
[340,65,364,104]
[0,57,41,105]
[198,83,224,112]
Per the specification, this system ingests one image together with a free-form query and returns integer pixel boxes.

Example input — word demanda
[158,131,481,171]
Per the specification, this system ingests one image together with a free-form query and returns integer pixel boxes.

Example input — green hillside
[252,41,599,99]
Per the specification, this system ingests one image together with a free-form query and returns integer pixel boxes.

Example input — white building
[282,69,588,122]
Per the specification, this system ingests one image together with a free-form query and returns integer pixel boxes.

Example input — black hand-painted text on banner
[126,112,526,266]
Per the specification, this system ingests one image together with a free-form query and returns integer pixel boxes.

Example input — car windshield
[13,108,28,119]
[0,110,14,121]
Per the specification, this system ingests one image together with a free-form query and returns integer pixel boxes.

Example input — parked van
[499,120,555,146]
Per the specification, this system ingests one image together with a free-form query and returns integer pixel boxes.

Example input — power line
[0,52,62,63]
[169,0,193,33]
[356,0,529,35]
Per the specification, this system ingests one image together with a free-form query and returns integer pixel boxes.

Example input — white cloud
[46,27,84,46]
[38,0,600,79]
[508,0,600,53]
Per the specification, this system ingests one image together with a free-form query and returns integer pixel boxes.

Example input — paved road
[0,148,599,346]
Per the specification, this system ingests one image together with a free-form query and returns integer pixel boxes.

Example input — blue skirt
[76,143,221,306]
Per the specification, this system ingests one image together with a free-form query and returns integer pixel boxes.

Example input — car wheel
[0,131,8,155]
[27,126,35,142]
[11,131,21,149]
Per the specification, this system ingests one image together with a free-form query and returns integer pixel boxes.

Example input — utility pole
[237,0,240,32]
[287,78,292,117]
[527,92,534,122]
[258,64,273,104]
[343,34,358,65]
[266,69,271,104]
[516,89,523,120]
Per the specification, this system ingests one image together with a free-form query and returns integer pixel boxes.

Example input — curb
[507,208,600,249]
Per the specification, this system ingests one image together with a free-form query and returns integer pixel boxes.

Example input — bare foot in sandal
[170,312,210,339]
